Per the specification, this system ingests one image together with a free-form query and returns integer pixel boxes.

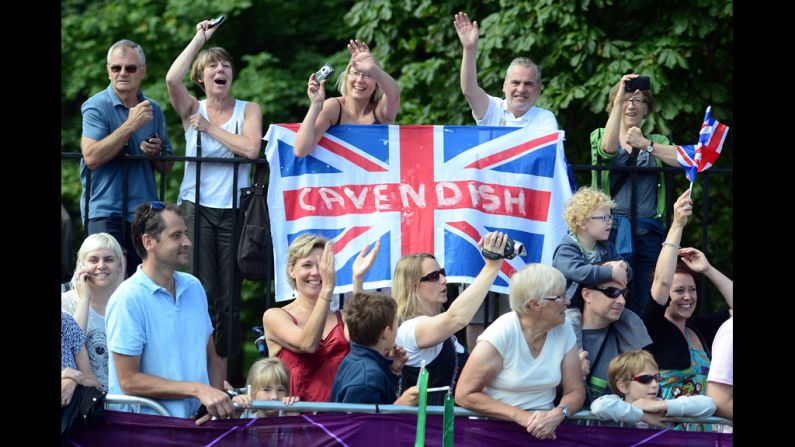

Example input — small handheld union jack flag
[676,106,729,196]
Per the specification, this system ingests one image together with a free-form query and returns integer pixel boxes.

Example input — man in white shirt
[453,11,564,348]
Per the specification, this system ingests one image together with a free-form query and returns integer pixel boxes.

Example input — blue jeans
[609,217,664,314]
[86,216,141,278]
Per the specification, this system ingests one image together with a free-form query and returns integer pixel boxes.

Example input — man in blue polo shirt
[80,39,173,277]
[106,202,233,423]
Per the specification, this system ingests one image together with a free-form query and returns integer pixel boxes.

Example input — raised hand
[672,190,693,227]
[195,19,220,42]
[307,73,326,105]
[454,12,479,50]
[478,231,508,265]
[348,39,377,75]
[319,241,337,296]
[678,247,711,273]
[127,100,153,131]
[353,239,381,280]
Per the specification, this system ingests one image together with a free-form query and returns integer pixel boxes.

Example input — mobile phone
[315,63,334,82]
[625,76,651,92]
[145,133,158,143]
[208,15,225,28]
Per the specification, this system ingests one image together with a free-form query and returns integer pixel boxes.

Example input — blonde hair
[563,187,616,233]
[393,253,437,323]
[190,47,235,92]
[72,233,125,290]
[286,234,329,290]
[508,263,566,316]
[607,350,658,398]
[246,358,291,416]
[335,59,384,105]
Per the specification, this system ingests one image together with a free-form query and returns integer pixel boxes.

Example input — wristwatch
[557,405,570,419]
[645,141,654,154]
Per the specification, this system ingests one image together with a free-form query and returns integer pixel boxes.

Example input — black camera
[145,133,158,143]
[625,76,651,92]
[315,63,334,82]
[481,235,527,260]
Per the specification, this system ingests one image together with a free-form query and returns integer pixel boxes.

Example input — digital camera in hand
[481,236,527,260]
[209,15,225,28]
[625,76,651,92]
[315,63,334,82]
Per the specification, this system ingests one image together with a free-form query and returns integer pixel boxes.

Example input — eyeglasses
[589,215,614,222]
[543,294,565,303]
[349,69,372,79]
[624,97,647,106]
[109,64,139,74]
[419,268,446,282]
[591,286,628,299]
[149,200,166,212]
[632,373,661,385]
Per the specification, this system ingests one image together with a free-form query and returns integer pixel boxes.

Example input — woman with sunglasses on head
[590,74,683,315]
[166,18,263,379]
[643,190,732,416]
[455,263,584,440]
[391,231,507,405]
[292,39,400,157]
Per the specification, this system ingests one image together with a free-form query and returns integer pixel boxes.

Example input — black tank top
[400,337,468,406]
[335,98,381,125]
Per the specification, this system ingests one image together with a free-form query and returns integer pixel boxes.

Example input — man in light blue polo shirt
[81,39,174,277]
[106,202,233,423]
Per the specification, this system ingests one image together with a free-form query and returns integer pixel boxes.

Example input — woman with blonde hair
[61,232,126,392]
[392,231,507,405]
[292,39,400,157]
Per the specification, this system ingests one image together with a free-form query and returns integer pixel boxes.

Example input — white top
[590,394,716,424]
[477,312,576,410]
[178,99,251,209]
[475,94,559,129]
[61,290,109,392]
[707,317,733,386]
[396,316,465,367]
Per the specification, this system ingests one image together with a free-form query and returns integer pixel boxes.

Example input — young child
[233,358,300,418]
[590,350,715,427]
[331,292,418,405]
[553,187,631,307]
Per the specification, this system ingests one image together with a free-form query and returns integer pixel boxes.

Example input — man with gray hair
[453,12,563,349]
[453,12,558,129]
[80,39,174,277]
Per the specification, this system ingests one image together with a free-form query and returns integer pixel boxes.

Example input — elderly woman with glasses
[292,39,400,157]
[590,74,684,315]
[643,190,732,408]
[390,231,506,405]
[455,263,585,440]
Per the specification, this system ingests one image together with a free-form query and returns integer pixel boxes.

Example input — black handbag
[236,162,273,280]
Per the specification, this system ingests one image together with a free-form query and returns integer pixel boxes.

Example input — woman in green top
[589,74,681,315]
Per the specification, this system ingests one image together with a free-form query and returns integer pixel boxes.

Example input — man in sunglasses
[80,39,174,277]
[577,280,652,406]
[106,202,234,423]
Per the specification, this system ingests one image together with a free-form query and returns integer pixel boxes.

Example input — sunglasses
[590,286,628,299]
[419,268,446,282]
[149,200,166,212]
[109,64,139,73]
[136,201,166,235]
[632,373,661,385]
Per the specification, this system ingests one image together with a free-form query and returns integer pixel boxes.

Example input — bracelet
[661,242,680,250]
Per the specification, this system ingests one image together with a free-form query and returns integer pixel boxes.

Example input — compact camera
[481,235,527,260]
[315,63,334,82]
[208,15,225,28]
[625,76,651,92]
[145,133,158,143]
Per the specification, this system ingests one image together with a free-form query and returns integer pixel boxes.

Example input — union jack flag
[676,106,729,183]
[264,124,573,301]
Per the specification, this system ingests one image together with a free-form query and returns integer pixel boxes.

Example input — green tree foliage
[62,0,733,358]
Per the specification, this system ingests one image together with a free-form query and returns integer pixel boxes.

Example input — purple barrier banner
[70,411,732,446]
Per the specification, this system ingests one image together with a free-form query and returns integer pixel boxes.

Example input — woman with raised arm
[644,190,733,406]
[391,231,507,405]
[292,39,400,157]
[166,18,263,378]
